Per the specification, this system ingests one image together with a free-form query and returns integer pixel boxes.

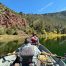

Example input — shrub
[0,26,6,35]
[6,28,17,35]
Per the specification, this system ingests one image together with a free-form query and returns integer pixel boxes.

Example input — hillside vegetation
[0,3,66,35]
[20,12,66,34]
[0,3,32,35]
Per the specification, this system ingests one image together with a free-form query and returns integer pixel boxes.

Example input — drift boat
[0,44,66,66]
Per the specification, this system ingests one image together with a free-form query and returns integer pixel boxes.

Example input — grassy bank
[0,35,28,56]
[0,35,28,43]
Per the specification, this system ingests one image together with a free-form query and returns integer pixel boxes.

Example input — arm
[35,46,41,55]
[41,52,57,56]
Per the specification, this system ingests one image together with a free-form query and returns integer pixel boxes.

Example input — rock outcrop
[0,4,27,28]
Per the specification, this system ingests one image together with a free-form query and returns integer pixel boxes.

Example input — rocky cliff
[0,3,27,28]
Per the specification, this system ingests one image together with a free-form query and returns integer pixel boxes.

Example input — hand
[53,54,57,56]
[7,51,16,56]
[13,51,16,54]
[41,52,49,55]
[7,53,12,55]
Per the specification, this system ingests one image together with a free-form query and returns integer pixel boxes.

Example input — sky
[0,0,66,14]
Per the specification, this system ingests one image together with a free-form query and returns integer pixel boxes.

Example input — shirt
[18,43,41,56]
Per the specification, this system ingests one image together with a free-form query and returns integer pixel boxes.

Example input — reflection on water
[0,40,21,56]
[0,34,66,56]
[40,36,66,56]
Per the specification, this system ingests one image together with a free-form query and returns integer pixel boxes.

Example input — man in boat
[30,33,48,52]
[30,33,56,56]
[30,32,39,45]
[13,38,41,66]
[9,37,56,66]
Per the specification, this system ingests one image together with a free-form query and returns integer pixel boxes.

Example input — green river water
[0,36,66,56]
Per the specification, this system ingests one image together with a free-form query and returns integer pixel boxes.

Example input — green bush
[6,28,18,35]
[0,26,6,35]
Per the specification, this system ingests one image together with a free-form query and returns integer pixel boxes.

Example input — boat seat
[21,55,33,63]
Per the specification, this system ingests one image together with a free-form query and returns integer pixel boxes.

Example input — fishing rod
[41,51,66,60]
[0,51,65,59]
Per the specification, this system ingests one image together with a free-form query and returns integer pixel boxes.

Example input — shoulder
[33,45,39,49]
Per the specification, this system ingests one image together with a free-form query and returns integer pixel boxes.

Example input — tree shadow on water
[0,40,21,56]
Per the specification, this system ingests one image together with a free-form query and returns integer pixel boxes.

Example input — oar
[55,56,65,59]
[0,52,17,59]
[41,51,57,57]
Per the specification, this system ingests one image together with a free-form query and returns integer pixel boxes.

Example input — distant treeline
[19,11,66,34]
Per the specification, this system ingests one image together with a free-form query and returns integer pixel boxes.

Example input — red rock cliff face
[0,8,27,28]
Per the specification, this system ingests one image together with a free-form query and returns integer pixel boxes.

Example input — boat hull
[0,55,16,66]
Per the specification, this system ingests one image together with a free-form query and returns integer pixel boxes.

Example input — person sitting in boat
[29,33,55,56]
[13,38,41,66]
[30,32,39,45]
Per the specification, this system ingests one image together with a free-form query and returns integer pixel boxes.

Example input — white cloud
[38,2,54,13]
[59,7,66,11]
